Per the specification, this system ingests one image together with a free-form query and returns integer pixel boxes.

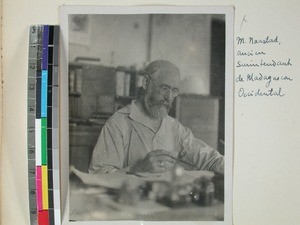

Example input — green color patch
[41,118,47,165]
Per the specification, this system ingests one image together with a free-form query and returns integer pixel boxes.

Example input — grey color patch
[53,26,60,45]
[52,108,58,128]
[52,149,60,170]
[53,45,59,66]
[53,66,59,86]
[52,86,59,107]
[53,169,60,189]
[52,128,59,149]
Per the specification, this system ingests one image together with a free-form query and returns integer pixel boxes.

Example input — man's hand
[130,149,178,173]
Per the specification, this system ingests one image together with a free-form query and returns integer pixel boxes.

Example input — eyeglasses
[147,76,180,97]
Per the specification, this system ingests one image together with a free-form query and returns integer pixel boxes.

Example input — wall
[69,14,150,69]
[151,14,212,94]
[70,14,218,95]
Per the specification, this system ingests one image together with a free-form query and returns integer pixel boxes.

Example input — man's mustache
[156,99,172,109]
[147,95,173,109]
[163,101,172,109]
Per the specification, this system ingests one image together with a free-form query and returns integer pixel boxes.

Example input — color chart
[27,25,61,225]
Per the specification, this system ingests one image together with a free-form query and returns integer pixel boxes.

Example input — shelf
[69,62,114,70]
[69,91,81,97]
[115,95,136,100]
[69,57,102,69]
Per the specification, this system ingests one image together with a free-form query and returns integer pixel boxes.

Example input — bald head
[143,60,180,81]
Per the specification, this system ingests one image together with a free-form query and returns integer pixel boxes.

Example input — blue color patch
[41,70,48,117]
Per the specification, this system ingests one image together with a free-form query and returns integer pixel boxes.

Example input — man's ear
[142,75,150,90]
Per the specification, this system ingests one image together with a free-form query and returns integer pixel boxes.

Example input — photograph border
[60,5,234,225]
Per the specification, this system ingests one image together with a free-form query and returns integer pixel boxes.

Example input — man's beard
[144,91,172,119]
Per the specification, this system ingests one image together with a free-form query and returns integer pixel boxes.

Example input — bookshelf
[68,62,142,171]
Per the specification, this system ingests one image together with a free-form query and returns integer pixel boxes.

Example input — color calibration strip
[27,25,61,225]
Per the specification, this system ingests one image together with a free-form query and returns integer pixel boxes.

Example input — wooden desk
[69,124,102,172]
[69,169,224,221]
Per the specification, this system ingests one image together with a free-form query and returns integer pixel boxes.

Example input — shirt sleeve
[175,122,224,174]
[88,119,126,174]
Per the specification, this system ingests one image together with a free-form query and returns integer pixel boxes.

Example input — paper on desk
[72,167,215,189]
[71,167,145,190]
[136,170,214,184]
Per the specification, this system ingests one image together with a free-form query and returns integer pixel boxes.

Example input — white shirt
[89,101,224,174]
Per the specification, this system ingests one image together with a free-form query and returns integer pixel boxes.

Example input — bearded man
[89,60,224,174]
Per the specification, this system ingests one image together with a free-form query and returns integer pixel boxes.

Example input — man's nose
[164,89,174,101]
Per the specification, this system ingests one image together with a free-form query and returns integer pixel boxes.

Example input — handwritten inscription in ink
[236,36,281,45]
[235,35,294,98]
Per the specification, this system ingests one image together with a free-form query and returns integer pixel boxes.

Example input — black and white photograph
[62,6,234,223]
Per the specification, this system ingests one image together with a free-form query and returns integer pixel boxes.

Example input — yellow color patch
[42,165,49,210]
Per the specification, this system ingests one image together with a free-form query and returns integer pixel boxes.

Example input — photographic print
[61,6,234,224]
[69,14,91,46]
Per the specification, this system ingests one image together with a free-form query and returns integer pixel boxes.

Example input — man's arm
[88,119,125,174]
[175,122,224,174]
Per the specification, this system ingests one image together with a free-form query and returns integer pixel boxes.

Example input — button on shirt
[89,101,224,174]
